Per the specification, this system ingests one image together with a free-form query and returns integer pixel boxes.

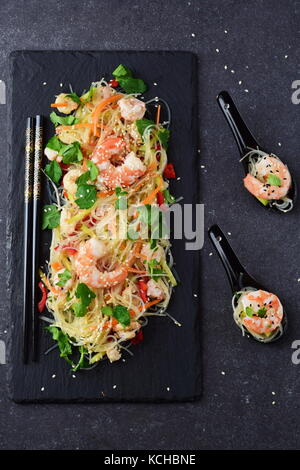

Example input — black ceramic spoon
[217,90,296,213]
[208,224,287,342]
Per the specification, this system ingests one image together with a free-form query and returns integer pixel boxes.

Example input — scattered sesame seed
[272,401,276,405]
[41,387,45,392]
[72,374,76,378]
[197,149,201,153]
[42,82,47,85]
[113,384,117,389]
[166,387,170,391]
[231,69,235,74]
[216,48,220,53]
[122,359,126,362]
[209,252,213,256]
[52,374,56,379]
[221,371,226,375]
[238,80,242,85]
[201,165,205,168]
[59,83,63,87]
[284,55,288,59]
[278,142,282,146]
[227,232,231,235]
[3,330,7,334]
[153,82,157,86]
[176,176,181,181]
[191,33,195,38]
[224,65,228,70]
[224,30,228,34]
[272,391,276,395]
[297,278,300,282]
[244,89,249,93]
[193,293,198,298]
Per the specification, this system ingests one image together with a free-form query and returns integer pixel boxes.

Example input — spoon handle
[208,224,257,293]
[217,91,259,156]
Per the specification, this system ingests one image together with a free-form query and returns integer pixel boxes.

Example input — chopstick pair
[23,115,43,363]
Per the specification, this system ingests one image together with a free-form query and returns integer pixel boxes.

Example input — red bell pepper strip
[109,79,119,88]
[163,163,176,179]
[137,279,148,303]
[131,329,143,345]
[156,191,164,206]
[38,282,47,313]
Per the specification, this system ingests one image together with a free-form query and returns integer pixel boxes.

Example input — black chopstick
[32,115,43,361]
[22,117,35,364]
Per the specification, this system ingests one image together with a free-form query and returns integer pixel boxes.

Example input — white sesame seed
[238,80,242,85]
[193,293,198,298]
[278,142,282,146]
[221,371,225,375]
[231,70,235,74]
[41,387,45,392]
[244,89,249,93]
[227,232,231,235]
[197,149,201,153]
[42,82,47,85]
[297,278,300,282]
[201,165,205,168]
[272,391,276,395]
[224,65,228,70]
[72,374,76,378]
[153,82,157,86]
[3,330,7,334]
[122,359,126,362]
[60,83,63,87]
[224,29,228,34]
[113,384,117,389]
[209,252,213,256]
[52,374,56,379]
[272,401,276,405]
[166,387,170,391]
[176,176,181,181]
[216,48,220,53]
[284,55,288,59]
[191,33,195,37]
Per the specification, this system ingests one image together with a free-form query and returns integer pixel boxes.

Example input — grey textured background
[1,0,300,450]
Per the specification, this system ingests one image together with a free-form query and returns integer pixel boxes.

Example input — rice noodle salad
[242,148,293,212]
[232,288,284,342]
[40,65,178,371]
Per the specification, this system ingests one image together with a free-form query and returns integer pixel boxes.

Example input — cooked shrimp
[63,168,84,198]
[118,96,146,121]
[91,136,146,189]
[147,279,164,299]
[54,93,79,114]
[44,147,62,162]
[244,155,291,200]
[75,238,128,288]
[239,289,283,335]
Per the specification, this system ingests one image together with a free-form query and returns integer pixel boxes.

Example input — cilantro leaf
[80,86,96,103]
[46,135,63,152]
[112,305,131,327]
[267,174,282,186]
[148,259,163,279]
[45,160,62,185]
[158,128,171,149]
[66,92,81,105]
[257,307,267,318]
[61,141,83,164]
[87,160,99,181]
[42,205,61,229]
[72,346,89,372]
[118,77,147,94]
[56,269,71,287]
[50,112,78,127]
[75,184,97,209]
[112,64,133,78]
[73,283,96,317]
[76,171,91,185]
[136,119,155,138]
[46,326,72,358]
[245,306,254,317]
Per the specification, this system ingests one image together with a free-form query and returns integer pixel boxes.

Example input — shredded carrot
[50,103,68,108]
[139,298,162,312]
[51,262,64,271]
[141,176,164,205]
[147,162,158,171]
[58,123,93,131]
[156,104,161,125]
[97,190,114,198]
[92,94,123,135]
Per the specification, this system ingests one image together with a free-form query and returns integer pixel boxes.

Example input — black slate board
[8,50,200,403]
